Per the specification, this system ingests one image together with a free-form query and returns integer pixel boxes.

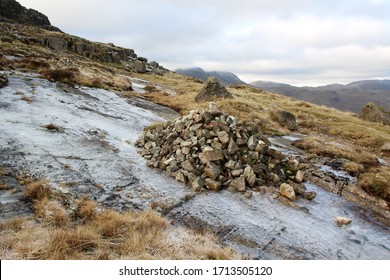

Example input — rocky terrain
[0,0,60,31]
[0,0,389,260]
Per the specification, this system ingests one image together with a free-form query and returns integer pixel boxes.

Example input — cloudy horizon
[18,0,390,86]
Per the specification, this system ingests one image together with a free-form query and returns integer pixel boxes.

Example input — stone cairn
[136,103,315,201]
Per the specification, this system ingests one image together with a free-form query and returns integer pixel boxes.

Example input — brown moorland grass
[0,179,239,260]
[359,166,390,203]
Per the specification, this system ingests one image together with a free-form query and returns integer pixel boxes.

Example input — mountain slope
[175,67,247,85]
[251,80,390,113]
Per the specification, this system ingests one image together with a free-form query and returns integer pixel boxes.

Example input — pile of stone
[136,104,315,201]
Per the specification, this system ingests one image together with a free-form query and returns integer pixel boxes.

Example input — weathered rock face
[0,73,8,88]
[133,60,147,73]
[0,0,61,31]
[136,104,309,196]
[0,21,167,74]
[360,102,390,125]
[270,110,297,131]
[195,77,234,103]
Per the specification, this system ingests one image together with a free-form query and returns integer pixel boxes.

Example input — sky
[18,0,390,86]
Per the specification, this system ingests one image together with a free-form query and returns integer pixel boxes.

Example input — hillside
[175,67,247,85]
[0,0,60,31]
[251,80,390,113]
[1,0,390,261]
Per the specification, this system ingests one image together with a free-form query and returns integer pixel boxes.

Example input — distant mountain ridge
[175,67,247,85]
[251,80,390,113]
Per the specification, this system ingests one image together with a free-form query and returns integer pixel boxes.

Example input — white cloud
[17,0,390,85]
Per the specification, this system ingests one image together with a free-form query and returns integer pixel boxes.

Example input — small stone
[303,191,317,201]
[225,160,236,169]
[244,192,253,199]
[231,169,243,177]
[175,121,185,133]
[295,170,305,183]
[272,173,280,184]
[244,166,256,187]
[181,147,191,155]
[335,216,352,226]
[175,171,186,183]
[181,160,194,172]
[293,183,306,195]
[248,151,259,160]
[176,150,186,162]
[194,114,203,123]
[380,143,390,152]
[267,148,284,160]
[227,138,239,155]
[279,183,296,201]
[247,135,256,150]
[255,140,267,152]
[204,162,221,180]
[180,141,192,147]
[230,176,246,192]
[192,177,206,191]
[199,148,224,163]
[173,137,184,145]
[205,178,221,191]
[217,131,230,145]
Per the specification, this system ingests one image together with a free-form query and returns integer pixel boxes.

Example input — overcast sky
[18,0,390,86]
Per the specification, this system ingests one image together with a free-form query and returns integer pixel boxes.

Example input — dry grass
[20,96,33,103]
[0,179,239,260]
[23,179,51,201]
[293,136,379,167]
[344,161,364,175]
[41,123,61,131]
[41,68,78,83]
[358,166,390,203]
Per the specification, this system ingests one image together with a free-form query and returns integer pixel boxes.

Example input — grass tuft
[358,166,390,203]
[23,179,51,202]
[41,68,78,83]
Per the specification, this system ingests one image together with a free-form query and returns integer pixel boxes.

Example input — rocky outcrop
[0,73,8,88]
[195,77,234,102]
[136,104,312,199]
[0,22,167,73]
[133,60,147,73]
[40,36,137,64]
[0,1,166,73]
[0,0,60,31]
[360,102,390,125]
[270,110,297,131]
